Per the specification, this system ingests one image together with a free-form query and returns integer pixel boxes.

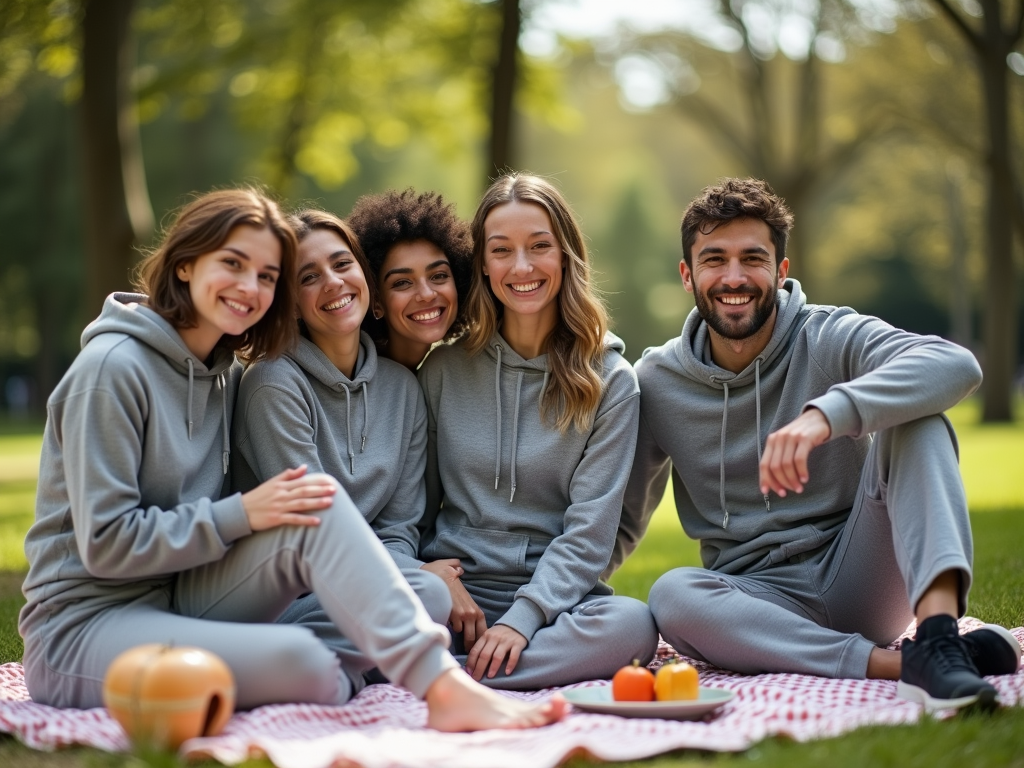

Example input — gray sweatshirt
[418,330,640,642]
[608,279,983,578]
[20,293,251,629]
[233,332,426,569]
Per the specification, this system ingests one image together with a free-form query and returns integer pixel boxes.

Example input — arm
[603,410,671,580]
[64,383,251,579]
[760,313,983,495]
[369,387,427,569]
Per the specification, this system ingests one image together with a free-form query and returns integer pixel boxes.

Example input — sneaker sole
[977,624,1022,673]
[896,680,998,712]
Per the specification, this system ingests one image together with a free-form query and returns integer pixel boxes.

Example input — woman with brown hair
[19,188,564,730]
[417,173,658,688]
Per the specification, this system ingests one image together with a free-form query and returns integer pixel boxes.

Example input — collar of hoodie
[287,332,376,474]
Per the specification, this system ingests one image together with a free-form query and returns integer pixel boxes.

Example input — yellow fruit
[654,658,699,701]
[103,644,235,750]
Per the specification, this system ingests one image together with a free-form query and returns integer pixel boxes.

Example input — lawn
[1,401,1022,767]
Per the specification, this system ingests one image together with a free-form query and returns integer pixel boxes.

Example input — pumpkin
[654,657,699,701]
[611,659,655,702]
[103,644,236,750]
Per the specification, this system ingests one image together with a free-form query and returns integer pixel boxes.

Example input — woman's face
[177,224,281,353]
[377,239,458,347]
[481,201,563,320]
[296,228,370,343]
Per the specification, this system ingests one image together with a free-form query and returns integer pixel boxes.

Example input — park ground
[0,399,1022,767]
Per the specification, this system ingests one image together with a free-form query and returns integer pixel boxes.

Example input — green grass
[0,400,1022,767]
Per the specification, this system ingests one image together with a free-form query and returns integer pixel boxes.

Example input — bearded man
[609,178,1019,710]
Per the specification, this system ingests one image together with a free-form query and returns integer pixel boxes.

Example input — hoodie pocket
[422,525,530,577]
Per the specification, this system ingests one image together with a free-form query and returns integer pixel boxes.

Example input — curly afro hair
[347,189,473,346]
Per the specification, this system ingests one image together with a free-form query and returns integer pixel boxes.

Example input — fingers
[465,635,493,680]
[759,410,831,497]
[504,640,524,676]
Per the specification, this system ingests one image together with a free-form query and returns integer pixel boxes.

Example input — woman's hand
[420,558,464,584]
[447,577,488,653]
[466,624,528,681]
[241,466,336,531]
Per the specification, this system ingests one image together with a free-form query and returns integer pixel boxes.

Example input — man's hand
[446,577,488,652]
[759,408,831,497]
[466,624,528,681]
[420,558,464,584]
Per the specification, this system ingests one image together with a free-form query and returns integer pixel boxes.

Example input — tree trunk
[487,0,521,185]
[978,11,1017,421]
[80,0,153,317]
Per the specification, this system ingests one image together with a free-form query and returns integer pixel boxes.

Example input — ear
[177,262,193,283]
[679,260,694,294]
[777,256,790,286]
[372,303,384,320]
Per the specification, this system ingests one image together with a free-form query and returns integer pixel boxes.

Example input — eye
[300,272,319,285]
[389,278,412,289]
[429,271,451,282]
[222,257,241,268]
[259,272,277,285]
[333,258,353,271]
[531,241,552,250]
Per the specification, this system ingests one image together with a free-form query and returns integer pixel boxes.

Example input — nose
[238,269,259,295]
[414,277,437,301]
[512,247,531,274]
[721,257,747,287]
[323,270,345,292]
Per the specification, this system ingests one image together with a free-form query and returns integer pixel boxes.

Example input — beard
[694,281,779,340]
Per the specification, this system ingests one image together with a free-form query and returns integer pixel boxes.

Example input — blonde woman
[418,173,658,688]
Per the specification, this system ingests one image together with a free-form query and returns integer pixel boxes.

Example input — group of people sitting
[18,174,1020,733]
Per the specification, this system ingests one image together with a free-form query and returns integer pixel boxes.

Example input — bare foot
[424,669,567,732]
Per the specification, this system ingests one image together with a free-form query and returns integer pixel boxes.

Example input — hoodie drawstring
[494,344,503,491]
[360,381,369,453]
[717,358,772,530]
[509,372,523,502]
[754,358,770,513]
[343,386,355,474]
[186,358,194,441]
[719,381,730,529]
[220,373,230,475]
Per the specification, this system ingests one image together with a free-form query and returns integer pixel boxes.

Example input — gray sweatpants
[454,584,659,690]
[21,475,458,710]
[649,415,973,679]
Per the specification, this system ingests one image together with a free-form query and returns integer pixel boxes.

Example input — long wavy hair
[464,173,608,433]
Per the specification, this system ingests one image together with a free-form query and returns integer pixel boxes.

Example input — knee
[613,597,659,662]
[403,569,452,625]
[263,629,342,704]
[882,414,959,459]
[649,568,723,633]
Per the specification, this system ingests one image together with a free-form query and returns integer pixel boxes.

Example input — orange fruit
[103,644,235,750]
[654,658,699,701]
[611,659,655,702]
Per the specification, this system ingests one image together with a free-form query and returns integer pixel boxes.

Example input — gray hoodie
[20,293,251,630]
[233,332,426,568]
[418,330,640,642]
[608,279,983,578]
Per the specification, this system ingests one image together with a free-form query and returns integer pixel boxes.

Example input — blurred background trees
[0,0,1022,420]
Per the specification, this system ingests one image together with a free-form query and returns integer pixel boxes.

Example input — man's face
[680,217,789,340]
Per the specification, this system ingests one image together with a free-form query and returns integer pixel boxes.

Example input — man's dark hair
[681,178,794,267]
[347,189,472,344]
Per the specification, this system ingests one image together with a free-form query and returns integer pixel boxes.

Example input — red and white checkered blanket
[2,619,1022,768]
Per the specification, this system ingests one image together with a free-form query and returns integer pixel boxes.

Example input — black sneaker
[962,624,1021,677]
[897,615,998,711]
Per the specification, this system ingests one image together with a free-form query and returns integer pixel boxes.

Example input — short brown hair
[135,187,298,360]
[681,178,794,267]
[346,189,472,345]
[288,209,378,314]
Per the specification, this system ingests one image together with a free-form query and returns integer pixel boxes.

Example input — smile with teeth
[321,295,354,312]
[410,307,444,322]
[717,295,753,305]
[510,280,543,293]
[222,298,252,314]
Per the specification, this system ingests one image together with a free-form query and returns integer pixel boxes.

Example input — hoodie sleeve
[495,373,641,641]
[368,383,427,569]
[802,311,983,439]
[61,383,250,580]
[603,408,671,580]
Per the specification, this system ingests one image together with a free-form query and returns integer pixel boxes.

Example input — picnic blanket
[2,618,1022,768]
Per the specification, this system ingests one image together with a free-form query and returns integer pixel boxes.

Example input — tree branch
[1011,0,1024,45]
[926,0,983,53]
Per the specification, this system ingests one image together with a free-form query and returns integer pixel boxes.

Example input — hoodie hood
[481,329,625,502]
[284,331,377,473]
[674,279,807,528]
[83,292,237,472]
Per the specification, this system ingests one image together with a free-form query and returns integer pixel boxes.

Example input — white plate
[562,683,734,720]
